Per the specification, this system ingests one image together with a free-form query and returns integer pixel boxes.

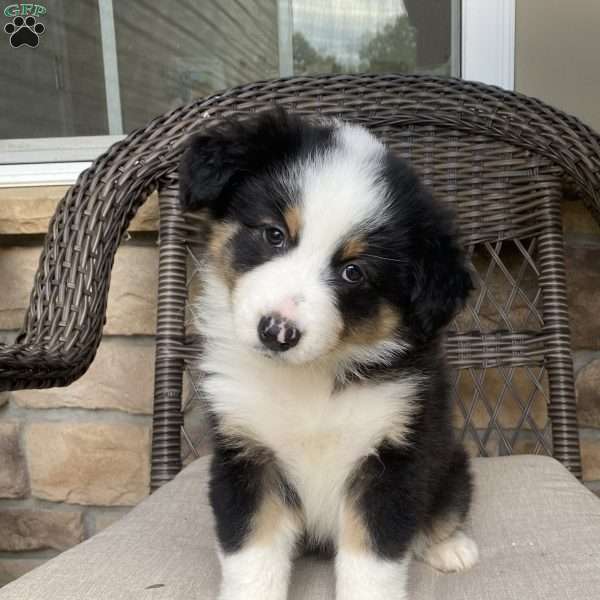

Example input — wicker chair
[2,75,600,599]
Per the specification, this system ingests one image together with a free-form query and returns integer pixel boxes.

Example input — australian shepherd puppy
[179,109,478,600]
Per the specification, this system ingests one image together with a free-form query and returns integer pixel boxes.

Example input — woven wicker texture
[177,117,578,483]
[0,74,598,485]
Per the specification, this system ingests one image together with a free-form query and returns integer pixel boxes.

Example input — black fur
[351,344,473,559]
[375,153,473,341]
[179,108,333,218]
[208,444,265,553]
[209,423,302,553]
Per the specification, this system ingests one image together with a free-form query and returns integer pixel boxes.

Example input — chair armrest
[0,339,92,392]
[4,74,600,395]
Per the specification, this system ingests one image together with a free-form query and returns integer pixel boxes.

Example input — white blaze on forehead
[296,123,389,256]
[228,122,393,365]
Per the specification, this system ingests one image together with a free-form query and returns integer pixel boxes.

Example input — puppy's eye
[341,263,364,284]
[263,226,286,247]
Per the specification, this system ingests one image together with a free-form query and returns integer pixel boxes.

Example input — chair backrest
[385,128,568,463]
[170,117,575,483]
[9,75,600,488]
[151,76,600,489]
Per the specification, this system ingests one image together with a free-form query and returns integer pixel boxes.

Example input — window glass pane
[292,0,455,77]
[115,0,458,132]
[0,0,107,139]
[1,0,458,147]
[113,1,280,133]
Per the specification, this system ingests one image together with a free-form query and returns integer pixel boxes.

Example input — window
[0,0,514,185]
[284,0,459,78]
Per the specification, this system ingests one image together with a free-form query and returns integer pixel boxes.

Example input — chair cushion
[1,454,599,599]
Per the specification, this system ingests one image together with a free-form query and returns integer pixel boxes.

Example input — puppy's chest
[203,356,416,537]
[210,366,383,465]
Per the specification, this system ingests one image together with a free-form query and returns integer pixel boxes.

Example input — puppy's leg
[210,452,301,600]
[217,497,300,600]
[413,445,478,573]
[335,450,420,600]
[336,501,410,600]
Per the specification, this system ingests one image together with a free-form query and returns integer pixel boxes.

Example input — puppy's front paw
[335,550,409,600]
[421,531,478,573]
[218,582,283,600]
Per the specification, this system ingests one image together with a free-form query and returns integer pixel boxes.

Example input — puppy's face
[180,110,472,366]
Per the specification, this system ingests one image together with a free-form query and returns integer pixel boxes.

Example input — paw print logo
[4,15,45,48]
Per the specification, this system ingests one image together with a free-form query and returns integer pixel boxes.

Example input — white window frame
[462,0,515,89]
[0,0,515,188]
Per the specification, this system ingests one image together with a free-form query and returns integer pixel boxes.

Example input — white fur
[335,550,409,600]
[420,531,479,573]
[298,123,390,249]
[231,122,397,365]
[217,511,299,600]
[198,269,418,544]
[231,250,343,363]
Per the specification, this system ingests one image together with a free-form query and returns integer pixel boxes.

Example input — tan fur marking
[208,221,237,261]
[250,493,301,546]
[339,501,372,552]
[217,421,275,465]
[215,424,302,546]
[427,513,464,545]
[208,222,239,289]
[341,236,367,261]
[283,205,302,240]
[343,303,400,346]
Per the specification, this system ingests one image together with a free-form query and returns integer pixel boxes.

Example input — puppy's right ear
[178,126,249,218]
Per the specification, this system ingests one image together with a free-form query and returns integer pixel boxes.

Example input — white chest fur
[201,342,417,542]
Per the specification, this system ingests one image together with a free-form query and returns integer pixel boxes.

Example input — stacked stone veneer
[0,187,158,585]
[0,187,599,586]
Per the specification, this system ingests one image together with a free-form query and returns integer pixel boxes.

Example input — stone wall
[0,186,158,585]
[0,187,600,585]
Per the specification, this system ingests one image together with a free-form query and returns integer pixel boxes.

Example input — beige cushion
[1,454,600,599]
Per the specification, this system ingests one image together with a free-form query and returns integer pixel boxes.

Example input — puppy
[179,109,477,600]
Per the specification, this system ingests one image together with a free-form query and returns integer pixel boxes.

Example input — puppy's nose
[258,314,301,352]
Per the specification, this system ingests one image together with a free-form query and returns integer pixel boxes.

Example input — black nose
[258,314,301,352]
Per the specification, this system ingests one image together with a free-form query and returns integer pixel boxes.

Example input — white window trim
[0,135,124,187]
[277,0,294,77]
[461,0,515,89]
[0,162,93,187]
[0,1,516,188]
[98,0,124,135]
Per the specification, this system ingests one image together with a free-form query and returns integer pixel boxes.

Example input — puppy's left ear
[408,210,473,341]
[179,108,304,218]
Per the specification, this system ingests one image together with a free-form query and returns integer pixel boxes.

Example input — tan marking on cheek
[208,221,237,260]
[340,236,368,261]
[343,303,401,346]
[208,222,239,290]
[283,205,302,241]
[339,500,372,553]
